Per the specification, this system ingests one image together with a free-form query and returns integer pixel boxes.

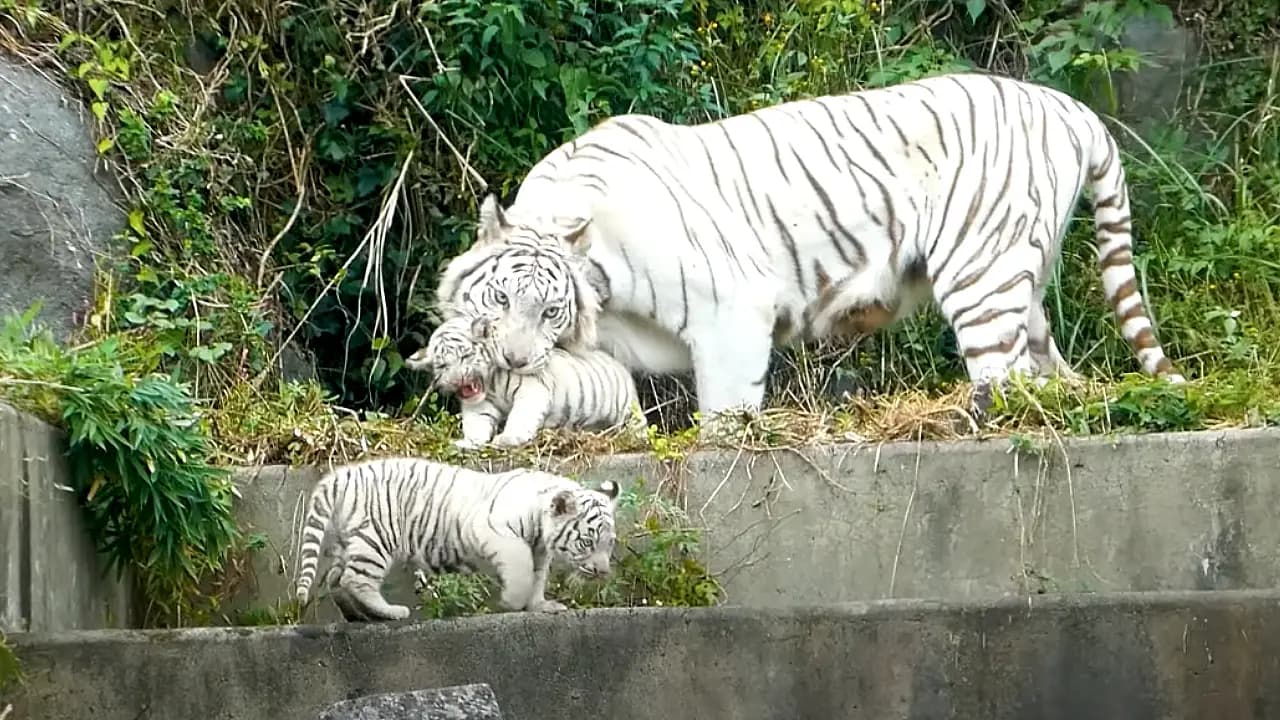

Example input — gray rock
[0,56,122,342]
[1114,13,1200,127]
[317,684,504,720]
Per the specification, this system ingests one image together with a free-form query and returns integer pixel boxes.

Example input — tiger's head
[546,479,621,579]
[434,194,601,375]
[405,314,495,403]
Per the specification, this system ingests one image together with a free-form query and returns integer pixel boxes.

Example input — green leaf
[87,77,109,100]
[128,208,146,236]
[1047,47,1074,72]
[96,136,115,155]
[521,48,548,69]
[965,0,986,21]
[91,101,108,122]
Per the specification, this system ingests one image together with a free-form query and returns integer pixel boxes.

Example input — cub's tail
[294,471,338,605]
[1088,130,1185,383]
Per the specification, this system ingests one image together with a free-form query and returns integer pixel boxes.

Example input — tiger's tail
[1088,130,1185,383]
[294,472,338,605]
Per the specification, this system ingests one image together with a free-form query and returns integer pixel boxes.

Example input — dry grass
[208,366,1279,472]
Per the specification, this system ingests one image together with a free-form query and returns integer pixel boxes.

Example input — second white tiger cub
[408,314,647,449]
[294,456,621,621]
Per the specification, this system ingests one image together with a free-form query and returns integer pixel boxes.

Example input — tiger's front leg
[487,536,544,612]
[525,547,567,613]
[455,399,499,450]
[687,303,776,445]
[492,381,552,448]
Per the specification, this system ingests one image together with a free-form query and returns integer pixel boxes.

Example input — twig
[887,427,923,598]
[0,377,85,393]
[698,443,746,521]
[398,74,488,192]
[255,93,310,289]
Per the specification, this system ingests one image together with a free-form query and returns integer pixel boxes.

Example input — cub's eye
[542,306,560,320]
[493,289,508,307]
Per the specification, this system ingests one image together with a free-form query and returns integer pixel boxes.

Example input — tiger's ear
[562,259,600,353]
[475,194,511,247]
[559,216,593,252]
[597,480,620,501]
[551,489,577,517]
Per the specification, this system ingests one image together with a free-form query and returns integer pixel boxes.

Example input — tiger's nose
[504,352,528,369]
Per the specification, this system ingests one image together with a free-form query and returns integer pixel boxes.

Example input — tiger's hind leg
[1028,303,1082,385]
[332,589,374,622]
[334,546,411,621]
[936,268,1038,420]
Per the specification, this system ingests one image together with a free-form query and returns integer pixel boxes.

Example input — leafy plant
[0,308,239,625]
[0,631,21,696]
[556,479,722,608]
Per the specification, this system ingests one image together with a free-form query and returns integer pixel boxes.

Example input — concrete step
[8,590,1280,720]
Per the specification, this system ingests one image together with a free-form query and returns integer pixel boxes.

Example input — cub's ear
[597,480,620,500]
[404,347,433,372]
[469,314,492,339]
[551,489,578,517]
[475,194,512,247]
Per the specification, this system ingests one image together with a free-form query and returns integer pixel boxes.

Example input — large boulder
[0,54,121,342]
[1114,12,1201,128]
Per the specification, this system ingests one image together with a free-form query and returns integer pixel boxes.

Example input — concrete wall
[5,390,1280,629]
[9,590,1280,720]
[228,427,1280,620]
[0,403,131,633]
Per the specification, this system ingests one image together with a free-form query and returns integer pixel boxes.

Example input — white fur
[294,457,620,621]
[438,73,1183,422]
[407,316,648,449]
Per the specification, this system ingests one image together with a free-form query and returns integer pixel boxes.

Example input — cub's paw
[383,604,412,621]
[452,438,484,451]
[492,432,534,449]
[529,599,569,613]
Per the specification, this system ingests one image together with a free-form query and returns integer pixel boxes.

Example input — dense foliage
[1,0,1275,416]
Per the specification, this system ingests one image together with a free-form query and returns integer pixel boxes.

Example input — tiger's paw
[453,437,484,451]
[529,599,568,613]
[697,410,752,447]
[492,432,534,449]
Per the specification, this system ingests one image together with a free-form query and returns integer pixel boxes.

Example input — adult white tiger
[435,72,1184,422]
[294,456,620,622]
[405,314,647,449]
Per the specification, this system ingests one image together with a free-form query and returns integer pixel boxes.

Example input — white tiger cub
[435,72,1184,423]
[293,456,620,622]
[406,313,647,449]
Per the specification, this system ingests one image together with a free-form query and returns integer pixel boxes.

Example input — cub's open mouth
[458,379,483,400]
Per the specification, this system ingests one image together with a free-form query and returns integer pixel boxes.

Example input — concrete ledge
[10,590,1280,720]
[229,428,1280,618]
[0,402,131,632]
